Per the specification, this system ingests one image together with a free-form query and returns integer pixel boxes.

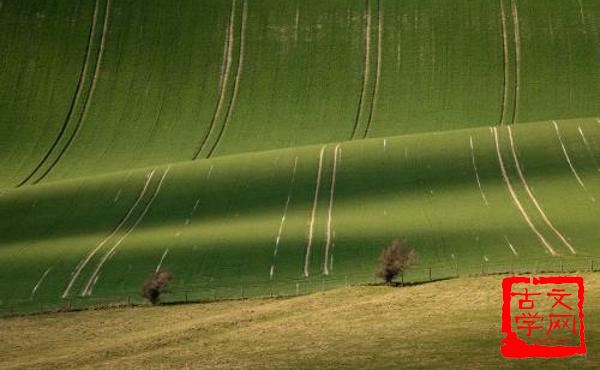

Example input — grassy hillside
[1,0,600,185]
[0,0,599,315]
[1,273,598,370]
[0,118,599,314]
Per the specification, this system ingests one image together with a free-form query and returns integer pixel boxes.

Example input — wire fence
[1,255,598,317]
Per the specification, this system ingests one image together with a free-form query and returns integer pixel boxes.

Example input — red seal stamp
[501,276,585,358]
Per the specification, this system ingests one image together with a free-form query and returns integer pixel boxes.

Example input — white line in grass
[59,0,100,145]
[329,244,335,273]
[499,0,509,125]
[364,0,382,138]
[576,0,586,26]
[324,145,341,275]
[383,138,387,151]
[270,156,299,280]
[552,121,594,202]
[492,127,557,256]
[155,248,169,273]
[113,188,121,202]
[470,136,489,206]
[82,166,171,296]
[30,266,52,300]
[508,126,577,254]
[304,145,327,277]
[578,126,600,173]
[211,0,247,155]
[61,168,157,298]
[79,0,111,127]
[510,0,521,123]
[190,199,201,217]
[504,235,518,256]
[201,0,236,156]
[354,0,371,139]
[294,6,300,43]
[207,164,214,179]
[578,126,591,148]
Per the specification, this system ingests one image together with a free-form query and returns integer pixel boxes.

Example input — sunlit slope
[2,0,600,186]
[0,118,598,312]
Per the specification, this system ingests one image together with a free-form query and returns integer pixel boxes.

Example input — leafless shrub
[142,271,172,305]
[375,239,417,285]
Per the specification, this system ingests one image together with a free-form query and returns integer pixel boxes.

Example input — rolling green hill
[0,0,599,314]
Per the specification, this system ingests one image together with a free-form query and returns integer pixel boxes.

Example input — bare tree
[142,271,173,305]
[375,239,417,285]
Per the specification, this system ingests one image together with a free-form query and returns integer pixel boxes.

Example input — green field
[0,0,599,318]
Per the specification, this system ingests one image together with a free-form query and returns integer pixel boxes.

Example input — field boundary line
[508,126,577,254]
[193,0,237,159]
[304,145,327,277]
[323,145,341,275]
[82,166,171,296]
[491,127,557,256]
[61,168,157,298]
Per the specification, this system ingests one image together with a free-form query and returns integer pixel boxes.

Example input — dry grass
[0,273,598,370]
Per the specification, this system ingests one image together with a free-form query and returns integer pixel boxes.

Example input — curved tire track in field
[552,121,594,203]
[29,266,53,300]
[469,136,489,207]
[323,144,341,275]
[507,126,576,254]
[82,166,171,296]
[205,0,248,159]
[499,0,510,125]
[304,145,327,277]
[193,0,237,160]
[155,248,170,273]
[362,0,382,139]
[577,125,600,173]
[509,0,521,124]
[269,156,299,280]
[16,0,103,187]
[491,127,557,256]
[350,0,372,140]
[61,168,158,298]
[29,0,111,185]
[206,0,248,158]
